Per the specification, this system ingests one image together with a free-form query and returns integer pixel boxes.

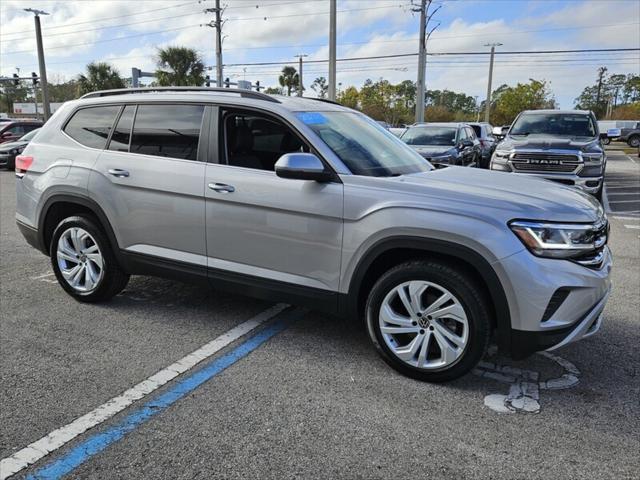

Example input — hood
[499,134,602,153]
[390,167,603,223]
[409,145,455,156]
[0,139,28,152]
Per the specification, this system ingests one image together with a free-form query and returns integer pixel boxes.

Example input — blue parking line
[26,309,299,480]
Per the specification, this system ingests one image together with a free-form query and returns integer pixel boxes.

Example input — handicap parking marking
[0,304,293,480]
[474,351,581,414]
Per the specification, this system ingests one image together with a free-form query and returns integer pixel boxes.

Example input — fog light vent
[542,288,571,322]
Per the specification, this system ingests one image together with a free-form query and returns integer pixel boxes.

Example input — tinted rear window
[64,106,120,149]
[130,104,204,161]
[470,125,481,137]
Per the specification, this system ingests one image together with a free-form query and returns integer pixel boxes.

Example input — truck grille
[511,152,581,173]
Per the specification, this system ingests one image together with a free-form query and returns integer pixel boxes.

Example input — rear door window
[64,106,121,149]
[129,104,204,161]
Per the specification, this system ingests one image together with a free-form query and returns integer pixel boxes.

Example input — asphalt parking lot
[1,161,639,479]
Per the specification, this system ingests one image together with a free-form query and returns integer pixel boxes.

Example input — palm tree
[77,62,125,95]
[278,66,299,96]
[155,47,205,86]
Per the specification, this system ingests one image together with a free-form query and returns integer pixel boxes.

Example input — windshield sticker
[297,112,327,125]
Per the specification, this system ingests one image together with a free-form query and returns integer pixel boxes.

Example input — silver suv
[15,88,612,382]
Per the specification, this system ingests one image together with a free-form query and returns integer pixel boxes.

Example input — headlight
[583,153,604,164]
[509,219,608,259]
[490,150,511,171]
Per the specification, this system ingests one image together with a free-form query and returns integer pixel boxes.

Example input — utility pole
[204,2,224,87]
[295,54,308,97]
[328,0,337,101]
[483,42,502,123]
[24,8,50,121]
[413,0,439,124]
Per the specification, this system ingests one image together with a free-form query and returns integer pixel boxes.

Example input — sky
[1,0,639,108]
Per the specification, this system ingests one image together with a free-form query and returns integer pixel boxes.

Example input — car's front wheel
[366,260,491,382]
[50,215,129,302]
[628,135,640,148]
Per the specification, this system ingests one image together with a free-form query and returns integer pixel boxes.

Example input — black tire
[602,138,611,145]
[50,215,129,302]
[594,184,603,202]
[365,260,491,382]
[628,135,640,148]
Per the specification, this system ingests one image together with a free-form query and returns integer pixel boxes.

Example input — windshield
[297,111,431,177]
[20,128,40,142]
[510,113,597,138]
[401,126,457,146]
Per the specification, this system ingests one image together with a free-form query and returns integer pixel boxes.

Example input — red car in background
[0,120,43,144]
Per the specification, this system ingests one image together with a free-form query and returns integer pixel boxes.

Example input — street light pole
[24,8,51,120]
[483,42,502,123]
[295,54,308,97]
[328,0,337,101]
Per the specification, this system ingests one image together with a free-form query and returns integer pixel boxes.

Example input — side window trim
[105,104,125,150]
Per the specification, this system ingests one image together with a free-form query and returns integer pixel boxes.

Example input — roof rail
[303,97,341,106]
[80,87,280,103]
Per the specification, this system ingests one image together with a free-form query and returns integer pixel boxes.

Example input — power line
[223,48,640,67]
[0,1,199,37]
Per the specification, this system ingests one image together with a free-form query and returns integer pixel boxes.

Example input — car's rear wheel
[628,135,640,148]
[366,260,491,382]
[50,215,129,302]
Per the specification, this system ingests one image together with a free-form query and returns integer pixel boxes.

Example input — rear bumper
[16,220,47,254]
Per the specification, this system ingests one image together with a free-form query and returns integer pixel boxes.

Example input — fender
[38,193,121,260]
[343,236,513,355]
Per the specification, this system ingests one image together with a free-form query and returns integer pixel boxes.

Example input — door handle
[108,168,130,178]
[208,182,235,193]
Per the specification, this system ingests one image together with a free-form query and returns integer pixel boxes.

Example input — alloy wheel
[56,227,104,292]
[378,280,469,369]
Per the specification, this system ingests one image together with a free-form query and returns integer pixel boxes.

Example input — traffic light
[255,80,261,92]
[205,75,210,87]
[31,72,39,86]
[224,77,230,88]
[13,73,19,86]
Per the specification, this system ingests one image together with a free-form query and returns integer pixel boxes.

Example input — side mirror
[459,139,473,149]
[0,132,11,139]
[275,153,333,182]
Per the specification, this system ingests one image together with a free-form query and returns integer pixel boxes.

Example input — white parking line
[624,224,640,230]
[0,303,288,480]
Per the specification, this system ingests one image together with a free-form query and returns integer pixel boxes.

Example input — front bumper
[493,246,612,359]
[517,172,603,194]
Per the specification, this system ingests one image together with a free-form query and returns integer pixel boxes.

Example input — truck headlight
[583,153,604,164]
[509,220,607,259]
[490,150,511,171]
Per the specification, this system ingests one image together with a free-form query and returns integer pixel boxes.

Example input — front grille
[512,163,578,172]
[511,152,581,174]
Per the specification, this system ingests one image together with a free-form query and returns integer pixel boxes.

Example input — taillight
[15,155,33,176]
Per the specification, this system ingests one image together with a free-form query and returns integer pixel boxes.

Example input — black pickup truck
[489,109,605,200]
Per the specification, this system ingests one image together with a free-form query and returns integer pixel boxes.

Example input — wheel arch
[343,236,512,354]
[38,194,120,260]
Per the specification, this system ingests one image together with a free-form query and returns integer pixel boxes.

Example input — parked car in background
[14,87,611,382]
[0,120,43,144]
[492,125,510,141]
[0,127,40,169]
[389,126,407,137]
[400,123,481,168]
[490,109,605,199]
[619,121,640,147]
[467,122,497,168]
